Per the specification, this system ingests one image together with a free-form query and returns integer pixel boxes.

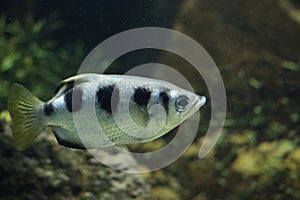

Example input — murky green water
[1,0,300,199]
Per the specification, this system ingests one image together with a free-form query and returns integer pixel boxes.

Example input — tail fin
[8,83,44,150]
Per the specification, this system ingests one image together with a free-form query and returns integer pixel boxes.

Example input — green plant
[0,15,85,110]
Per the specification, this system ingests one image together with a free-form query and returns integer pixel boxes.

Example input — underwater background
[1,0,300,199]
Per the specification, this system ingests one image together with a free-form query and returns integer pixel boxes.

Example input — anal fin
[51,126,86,149]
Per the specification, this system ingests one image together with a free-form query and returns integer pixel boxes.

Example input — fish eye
[176,95,189,112]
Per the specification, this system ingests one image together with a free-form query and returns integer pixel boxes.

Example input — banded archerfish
[8,73,206,150]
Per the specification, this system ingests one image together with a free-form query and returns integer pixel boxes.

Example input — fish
[7,73,206,150]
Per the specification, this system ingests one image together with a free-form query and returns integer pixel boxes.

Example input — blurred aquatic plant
[281,60,300,71]
[279,0,300,25]
[146,130,300,199]
[0,15,85,110]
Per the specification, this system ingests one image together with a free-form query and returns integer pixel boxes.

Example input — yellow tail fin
[8,84,44,150]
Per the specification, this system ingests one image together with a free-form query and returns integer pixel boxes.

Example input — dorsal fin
[53,80,75,99]
[53,73,99,99]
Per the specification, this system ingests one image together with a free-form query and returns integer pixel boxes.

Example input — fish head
[165,88,206,127]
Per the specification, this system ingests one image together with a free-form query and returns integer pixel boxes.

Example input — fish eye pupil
[176,95,189,112]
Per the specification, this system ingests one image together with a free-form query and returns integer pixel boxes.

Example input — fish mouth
[195,95,206,108]
[191,95,206,113]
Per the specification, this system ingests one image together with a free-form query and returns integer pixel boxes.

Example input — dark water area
[1,0,300,199]
[0,0,179,51]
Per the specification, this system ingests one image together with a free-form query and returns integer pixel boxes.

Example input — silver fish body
[8,73,206,150]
